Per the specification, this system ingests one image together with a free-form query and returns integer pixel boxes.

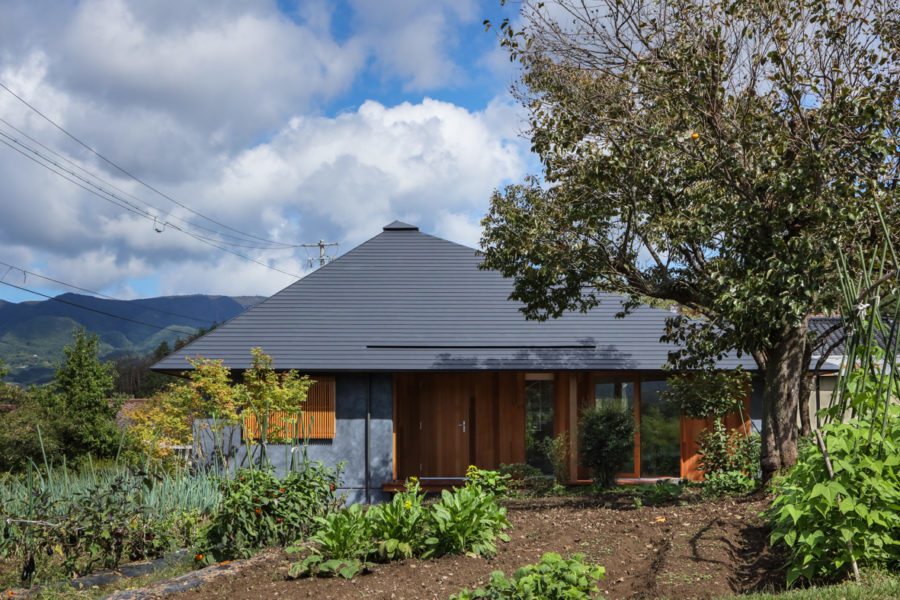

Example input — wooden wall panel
[497,372,526,465]
[473,372,498,468]
[242,376,335,440]
[394,373,422,480]
[681,415,714,480]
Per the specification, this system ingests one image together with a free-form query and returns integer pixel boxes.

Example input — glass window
[594,377,635,474]
[639,380,681,477]
[525,379,555,475]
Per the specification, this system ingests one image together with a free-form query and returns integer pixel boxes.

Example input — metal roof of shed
[153,223,751,373]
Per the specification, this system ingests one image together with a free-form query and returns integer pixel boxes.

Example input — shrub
[578,404,634,489]
[698,420,760,475]
[123,386,193,468]
[765,410,900,585]
[540,433,570,485]
[698,420,760,498]
[0,395,67,472]
[423,485,511,558]
[198,462,342,563]
[450,552,605,599]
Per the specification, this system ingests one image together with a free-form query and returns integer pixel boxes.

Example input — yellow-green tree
[124,386,193,464]
[128,348,312,471]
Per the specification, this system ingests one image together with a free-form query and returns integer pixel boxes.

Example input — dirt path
[140,492,782,600]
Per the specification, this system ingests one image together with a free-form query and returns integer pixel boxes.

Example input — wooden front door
[419,379,471,476]
[395,373,471,477]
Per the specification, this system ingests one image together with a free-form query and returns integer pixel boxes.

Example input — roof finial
[383,221,419,231]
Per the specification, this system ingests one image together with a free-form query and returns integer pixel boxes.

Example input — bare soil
[141,491,783,600]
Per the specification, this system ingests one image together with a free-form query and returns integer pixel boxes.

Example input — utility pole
[301,240,339,268]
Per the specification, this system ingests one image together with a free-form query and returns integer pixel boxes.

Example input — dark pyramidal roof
[154,223,750,373]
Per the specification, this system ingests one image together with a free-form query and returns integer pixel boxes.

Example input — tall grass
[0,446,221,524]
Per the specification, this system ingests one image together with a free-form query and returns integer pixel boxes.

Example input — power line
[0,81,300,249]
[0,134,304,278]
[0,280,198,334]
[0,260,221,327]
[0,117,299,250]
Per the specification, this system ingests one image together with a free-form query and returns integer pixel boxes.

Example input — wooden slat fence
[242,376,335,440]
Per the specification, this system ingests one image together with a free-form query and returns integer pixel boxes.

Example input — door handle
[458,420,466,433]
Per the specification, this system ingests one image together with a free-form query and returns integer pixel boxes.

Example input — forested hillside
[0,293,262,386]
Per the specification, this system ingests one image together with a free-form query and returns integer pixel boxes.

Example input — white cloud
[0,95,528,297]
[432,210,485,248]
[0,0,533,301]
[0,0,366,187]
[348,0,480,90]
[214,96,526,248]
[59,0,363,147]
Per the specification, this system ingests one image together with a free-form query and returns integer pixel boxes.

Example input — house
[153,221,795,502]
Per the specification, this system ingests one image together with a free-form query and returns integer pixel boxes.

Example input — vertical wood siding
[242,376,335,440]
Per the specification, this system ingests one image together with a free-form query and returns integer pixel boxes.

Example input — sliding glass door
[589,375,681,478]
[525,377,555,475]
[593,376,636,475]
[638,379,681,477]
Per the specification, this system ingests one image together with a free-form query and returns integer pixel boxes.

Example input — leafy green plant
[450,552,605,599]
[642,480,684,505]
[765,410,900,586]
[423,486,511,558]
[702,471,758,499]
[366,478,428,560]
[287,503,375,579]
[197,461,342,563]
[465,466,512,496]
[698,421,760,476]
[578,404,635,489]
[286,479,511,579]
[697,420,761,498]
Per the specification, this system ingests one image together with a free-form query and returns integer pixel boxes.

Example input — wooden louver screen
[242,376,335,440]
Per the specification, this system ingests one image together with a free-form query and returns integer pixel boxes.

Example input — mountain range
[0,293,263,386]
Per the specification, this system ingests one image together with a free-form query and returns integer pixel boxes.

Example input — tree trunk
[760,322,808,482]
[798,373,812,437]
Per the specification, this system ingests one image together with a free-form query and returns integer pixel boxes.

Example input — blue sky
[0,0,532,304]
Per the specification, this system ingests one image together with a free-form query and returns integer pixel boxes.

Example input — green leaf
[339,564,360,579]
[784,529,797,547]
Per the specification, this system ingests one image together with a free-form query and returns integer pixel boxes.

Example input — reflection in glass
[525,380,554,475]
[639,380,681,477]
[594,378,635,474]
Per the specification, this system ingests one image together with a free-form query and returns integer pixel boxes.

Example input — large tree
[481,0,900,479]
